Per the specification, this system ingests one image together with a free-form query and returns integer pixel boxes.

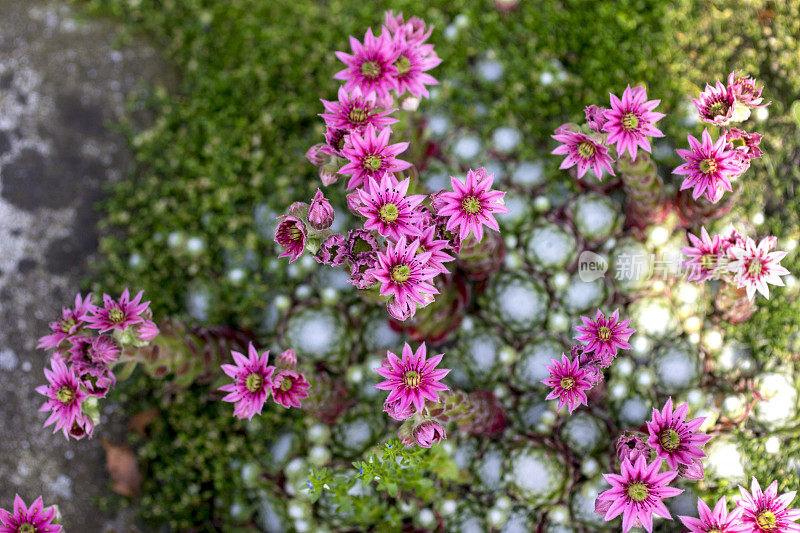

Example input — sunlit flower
[693,81,736,126]
[436,168,509,242]
[320,86,397,132]
[727,236,790,300]
[542,353,592,413]
[338,124,411,190]
[374,342,449,412]
[551,130,615,181]
[367,237,438,309]
[645,397,711,470]
[357,174,425,241]
[574,309,634,364]
[682,227,726,282]
[679,496,747,533]
[675,129,739,203]
[334,28,399,99]
[736,478,800,533]
[603,85,665,159]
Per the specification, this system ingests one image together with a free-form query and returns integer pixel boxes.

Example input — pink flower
[134,320,160,342]
[726,128,764,176]
[357,174,425,241]
[693,81,736,126]
[321,127,349,158]
[274,215,307,263]
[574,309,635,363]
[391,35,441,98]
[436,168,509,242]
[542,353,592,414]
[383,398,415,421]
[597,456,683,533]
[338,124,411,190]
[68,335,120,368]
[728,236,790,300]
[367,237,438,309]
[728,70,770,109]
[645,397,711,470]
[68,413,95,441]
[334,28,399,100]
[384,11,433,44]
[35,356,87,438]
[374,342,449,412]
[271,370,311,409]
[308,189,334,230]
[85,289,149,333]
[736,478,800,533]
[276,348,297,368]
[37,293,96,349]
[316,234,348,267]
[551,130,615,181]
[219,343,276,420]
[675,129,740,202]
[615,433,650,463]
[679,496,747,533]
[320,86,397,133]
[585,104,610,132]
[0,495,61,533]
[682,227,726,282]
[603,85,665,159]
[414,225,454,275]
[306,143,327,167]
[410,419,446,448]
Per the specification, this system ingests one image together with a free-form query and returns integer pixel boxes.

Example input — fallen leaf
[102,439,142,497]
[127,408,160,438]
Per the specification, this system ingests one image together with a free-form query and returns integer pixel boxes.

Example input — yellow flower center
[756,510,777,530]
[395,55,412,76]
[349,107,368,124]
[598,326,612,341]
[709,101,730,117]
[578,141,596,159]
[622,113,640,131]
[279,377,293,392]
[57,386,75,404]
[363,155,383,171]
[699,158,718,174]
[403,370,421,388]
[391,264,411,283]
[626,482,649,502]
[245,372,263,393]
[60,317,77,333]
[700,254,717,270]
[108,307,125,323]
[560,377,575,390]
[659,429,681,450]
[379,203,400,223]
[461,195,482,215]
[19,524,37,533]
[360,61,380,79]
[748,259,764,276]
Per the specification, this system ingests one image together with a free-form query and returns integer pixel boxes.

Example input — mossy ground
[76,0,800,530]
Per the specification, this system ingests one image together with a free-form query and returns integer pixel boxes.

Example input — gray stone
[0,0,174,530]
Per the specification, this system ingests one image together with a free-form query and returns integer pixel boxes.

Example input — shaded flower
[37,293,96,349]
[357,174,425,241]
[597,456,682,533]
[316,234,348,267]
[603,85,665,159]
[321,127,349,158]
[574,309,635,363]
[374,342,449,412]
[436,168,509,242]
[645,397,711,470]
[308,189,334,230]
[271,370,311,408]
[585,104,610,132]
[693,81,736,126]
[411,419,446,448]
[320,86,397,133]
[0,495,61,533]
[134,320,160,343]
[367,237,438,309]
[736,478,800,533]
[679,496,747,533]
[334,28,399,100]
[616,433,650,464]
[85,289,149,333]
[305,143,327,167]
[551,130,615,181]
[35,357,87,438]
[681,227,726,282]
[68,413,95,441]
[276,348,297,369]
[728,236,790,300]
[219,343,276,420]
[391,34,441,98]
[338,124,411,190]
[675,129,739,203]
[542,353,592,413]
[274,215,307,263]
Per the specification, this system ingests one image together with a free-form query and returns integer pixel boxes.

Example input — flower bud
[319,165,339,186]
[412,419,446,448]
[305,144,327,167]
[277,348,297,369]
[383,398,414,421]
[135,320,160,343]
[615,432,649,463]
[308,189,334,230]
[286,202,309,219]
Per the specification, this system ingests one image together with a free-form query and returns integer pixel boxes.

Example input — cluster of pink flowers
[276,13,509,321]
[36,290,158,440]
[596,397,712,531]
[675,71,768,203]
[542,309,635,413]
[678,479,799,533]
[219,343,310,419]
[551,85,665,181]
[682,226,789,301]
[373,342,450,447]
[0,495,61,533]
